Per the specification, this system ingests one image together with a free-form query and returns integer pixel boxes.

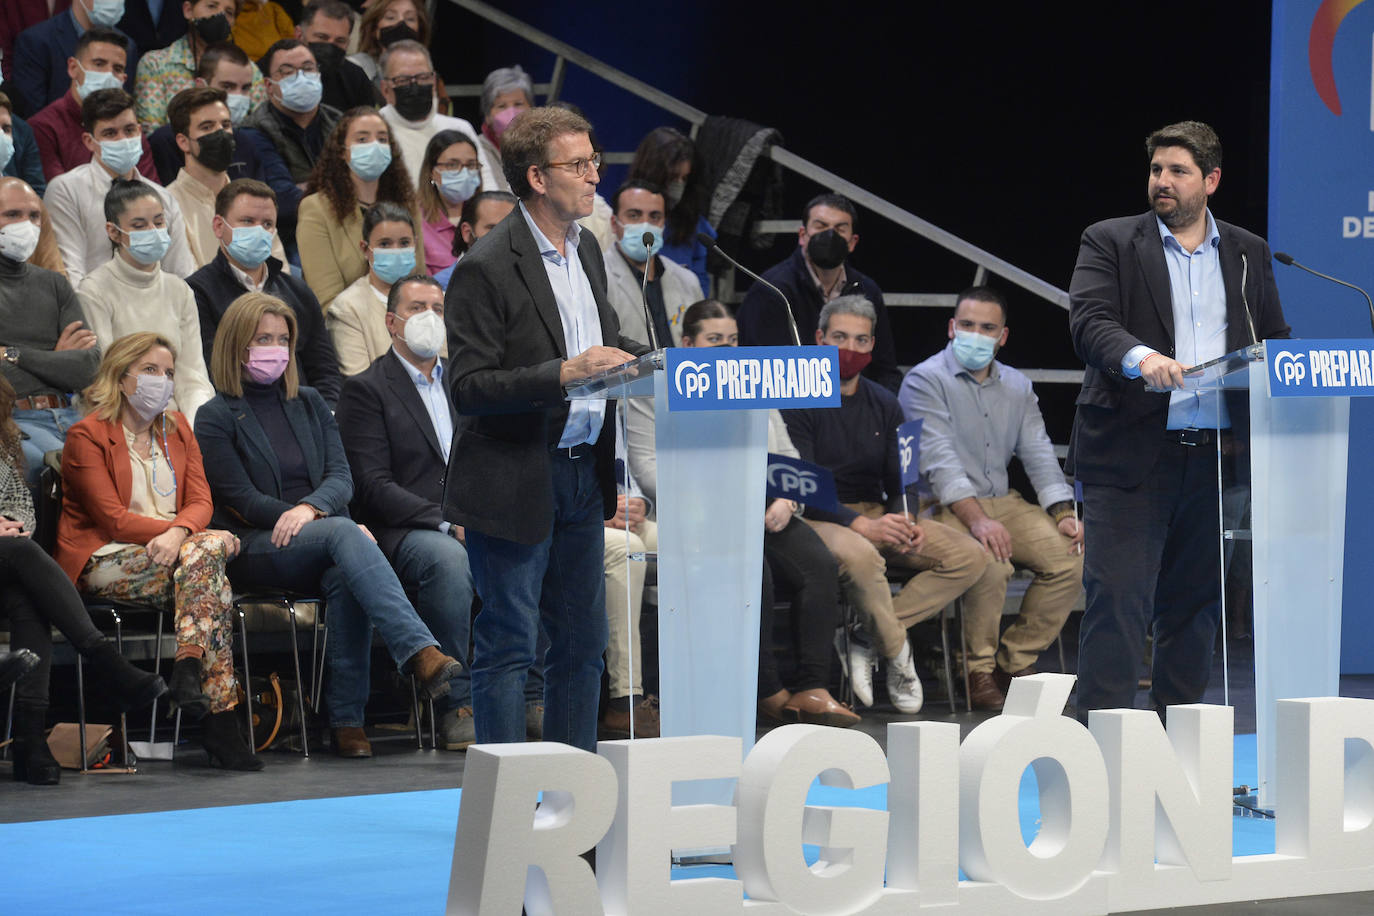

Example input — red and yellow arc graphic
[1310,0,1369,115]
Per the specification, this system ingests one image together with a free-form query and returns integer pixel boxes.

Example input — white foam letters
[1276,697,1374,868]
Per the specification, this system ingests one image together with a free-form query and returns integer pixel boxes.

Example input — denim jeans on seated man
[227,517,441,728]
[15,406,82,486]
[466,454,607,751]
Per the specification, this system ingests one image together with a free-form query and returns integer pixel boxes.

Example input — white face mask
[0,220,41,263]
[401,308,444,359]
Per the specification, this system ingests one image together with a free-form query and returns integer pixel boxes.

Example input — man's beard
[1152,191,1205,228]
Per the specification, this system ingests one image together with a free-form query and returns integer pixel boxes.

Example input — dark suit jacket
[193,385,353,534]
[10,12,140,117]
[442,208,648,545]
[1067,211,1291,488]
[116,0,185,58]
[336,350,452,561]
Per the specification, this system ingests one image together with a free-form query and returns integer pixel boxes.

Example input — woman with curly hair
[626,126,716,294]
[296,107,425,309]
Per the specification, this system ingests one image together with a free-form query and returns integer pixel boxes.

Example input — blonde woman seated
[325,202,442,376]
[78,180,216,424]
[56,332,261,771]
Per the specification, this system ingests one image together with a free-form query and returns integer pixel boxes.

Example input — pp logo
[767,462,819,498]
[1273,350,1307,386]
[674,360,712,398]
[898,434,916,473]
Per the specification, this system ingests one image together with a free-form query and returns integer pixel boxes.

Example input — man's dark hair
[385,272,441,314]
[955,285,1009,324]
[215,177,277,218]
[81,87,135,134]
[803,192,858,230]
[196,42,252,82]
[611,179,664,214]
[75,27,129,59]
[301,0,356,27]
[500,106,592,200]
[452,190,517,256]
[103,177,160,225]
[259,38,308,77]
[1146,120,1222,177]
[167,86,228,137]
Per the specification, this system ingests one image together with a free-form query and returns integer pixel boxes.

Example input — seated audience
[325,201,427,375]
[0,372,167,786]
[297,106,422,307]
[334,274,477,750]
[295,0,380,112]
[242,39,342,186]
[165,86,289,268]
[78,179,216,422]
[0,92,47,194]
[784,294,991,712]
[417,129,481,276]
[195,291,462,757]
[900,286,1083,710]
[134,0,268,132]
[603,179,702,349]
[626,126,715,293]
[57,331,259,769]
[117,0,188,59]
[231,0,293,61]
[2,0,74,84]
[0,177,98,484]
[10,0,138,118]
[474,65,532,193]
[45,88,195,287]
[737,193,902,391]
[432,189,516,290]
[28,29,157,181]
[187,178,341,403]
[378,41,489,194]
[347,0,433,87]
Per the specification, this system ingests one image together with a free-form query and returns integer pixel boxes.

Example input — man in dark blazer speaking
[1068,120,1289,721]
[442,106,648,752]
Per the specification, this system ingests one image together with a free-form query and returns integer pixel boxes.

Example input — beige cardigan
[325,273,448,376]
[297,192,427,311]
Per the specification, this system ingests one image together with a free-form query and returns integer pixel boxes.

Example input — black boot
[167,656,210,720]
[0,650,39,693]
[200,709,264,771]
[85,643,168,711]
[11,704,61,786]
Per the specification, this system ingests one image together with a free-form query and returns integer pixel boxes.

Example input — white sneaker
[834,626,877,708]
[886,639,924,715]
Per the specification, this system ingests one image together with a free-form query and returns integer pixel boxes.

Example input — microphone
[1274,251,1374,334]
[638,231,660,351]
[697,232,801,346]
[1238,252,1258,345]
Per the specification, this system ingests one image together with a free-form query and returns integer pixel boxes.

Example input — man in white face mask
[11,0,138,118]
[0,177,100,485]
[334,274,481,752]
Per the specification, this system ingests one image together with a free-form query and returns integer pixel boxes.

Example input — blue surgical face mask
[617,222,663,263]
[77,64,124,100]
[437,167,480,204]
[225,225,275,268]
[111,223,171,265]
[0,131,13,172]
[85,0,126,27]
[274,70,323,113]
[348,140,393,182]
[370,246,415,285]
[952,329,998,371]
[98,136,143,175]
[226,92,252,125]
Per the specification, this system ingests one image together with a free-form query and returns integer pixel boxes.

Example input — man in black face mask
[737,192,902,392]
[295,0,380,111]
[378,39,489,192]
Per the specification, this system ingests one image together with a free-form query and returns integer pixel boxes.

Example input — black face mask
[392,82,433,121]
[308,42,346,78]
[806,228,849,270]
[195,129,236,173]
[378,22,421,47]
[191,12,232,43]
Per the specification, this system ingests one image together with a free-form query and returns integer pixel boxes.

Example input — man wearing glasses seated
[243,39,341,188]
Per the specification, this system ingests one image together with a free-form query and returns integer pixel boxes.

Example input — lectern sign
[665,346,841,411]
[1267,338,1374,397]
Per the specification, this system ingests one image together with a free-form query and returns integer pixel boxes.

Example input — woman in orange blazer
[57,331,261,771]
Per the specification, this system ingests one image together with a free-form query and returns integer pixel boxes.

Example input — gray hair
[818,294,877,334]
[480,65,534,117]
[378,39,431,79]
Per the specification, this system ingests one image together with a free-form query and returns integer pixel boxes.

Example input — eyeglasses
[386,71,435,89]
[273,62,319,79]
[436,159,481,171]
[543,152,602,178]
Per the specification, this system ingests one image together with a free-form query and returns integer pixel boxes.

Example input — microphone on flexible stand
[1238,252,1258,345]
[638,231,660,351]
[1274,251,1374,334]
[697,232,802,346]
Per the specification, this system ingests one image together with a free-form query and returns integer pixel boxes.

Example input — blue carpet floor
[0,735,1274,914]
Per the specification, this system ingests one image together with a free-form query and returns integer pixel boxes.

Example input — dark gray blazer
[1067,211,1291,488]
[441,208,647,545]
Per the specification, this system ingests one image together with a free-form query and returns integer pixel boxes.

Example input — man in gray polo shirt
[899,286,1082,710]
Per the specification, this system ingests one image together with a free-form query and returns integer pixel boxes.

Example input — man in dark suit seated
[334,274,479,751]
[1068,120,1290,722]
[443,106,647,752]
[187,178,342,405]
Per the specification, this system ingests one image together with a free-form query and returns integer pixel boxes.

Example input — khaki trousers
[803,502,987,659]
[931,492,1082,675]
[603,520,658,699]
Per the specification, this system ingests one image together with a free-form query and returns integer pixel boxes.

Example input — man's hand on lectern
[1139,352,1190,390]
[561,346,637,384]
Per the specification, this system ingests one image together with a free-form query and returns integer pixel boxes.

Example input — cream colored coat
[297,192,426,311]
[325,273,448,376]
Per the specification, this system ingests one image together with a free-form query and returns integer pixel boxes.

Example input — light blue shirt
[1121,211,1229,429]
[519,201,605,447]
[392,348,455,532]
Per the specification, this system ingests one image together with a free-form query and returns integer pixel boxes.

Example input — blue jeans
[392,529,475,711]
[228,517,439,728]
[467,451,607,751]
[15,406,81,486]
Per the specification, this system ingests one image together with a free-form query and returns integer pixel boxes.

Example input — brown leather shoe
[409,646,461,700]
[782,688,861,728]
[601,695,660,738]
[968,670,1006,711]
[993,665,1038,695]
[332,726,372,758]
[757,689,792,723]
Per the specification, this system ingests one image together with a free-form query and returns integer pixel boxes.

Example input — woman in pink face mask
[473,65,533,194]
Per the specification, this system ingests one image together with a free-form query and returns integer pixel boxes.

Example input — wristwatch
[3,347,18,365]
